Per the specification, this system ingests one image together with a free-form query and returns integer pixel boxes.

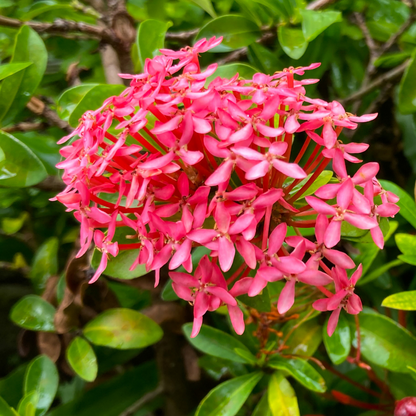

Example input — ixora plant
[55,36,399,340]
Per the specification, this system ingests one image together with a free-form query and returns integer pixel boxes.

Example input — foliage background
[1,0,416,415]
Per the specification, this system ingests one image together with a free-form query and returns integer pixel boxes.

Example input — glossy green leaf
[349,311,416,373]
[48,361,157,416]
[195,372,263,416]
[248,43,280,74]
[66,337,98,382]
[278,26,308,60]
[161,279,179,301]
[382,290,416,310]
[398,50,415,114]
[57,84,97,121]
[252,393,272,416]
[0,62,32,81]
[196,15,261,53]
[323,313,351,365]
[268,356,326,392]
[183,323,252,364]
[206,63,257,85]
[0,26,47,127]
[29,237,59,293]
[374,51,411,68]
[69,84,125,127]
[284,319,322,357]
[10,295,55,332]
[0,397,19,416]
[359,259,403,286]
[24,355,58,416]
[268,372,300,416]
[0,131,47,187]
[83,308,163,349]
[91,248,146,280]
[301,10,342,42]
[1,212,28,235]
[239,286,271,312]
[379,180,416,228]
[18,391,38,416]
[198,356,248,380]
[137,19,171,68]
[191,0,217,17]
[20,3,74,21]
[289,170,333,200]
[395,233,416,254]
[398,254,416,265]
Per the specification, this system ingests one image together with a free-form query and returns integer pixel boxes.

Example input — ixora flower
[55,37,399,337]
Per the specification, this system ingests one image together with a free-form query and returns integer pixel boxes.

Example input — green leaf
[0,26,47,127]
[161,280,179,301]
[268,356,326,392]
[301,10,342,42]
[18,391,38,416]
[137,20,171,68]
[69,84,126,127]
[10,295,56,332]
[24,355,58,416]
[29,237,59,293]
[195,372,263,416]
[1,212,28,235]
[268,372,300,416]
[382,291,416,311]
[0,397,19,416]
[191,0,217,17]
[206,63,257,86]
[395,233,416,254]
[83,308,163,349]
[0,131,47,187]
[349,311,416,373]
[379,180,416,228]
[91,248,146,280]
[198,356,248,380]
[323,313,351,365]
[196,15,261,53]
[239,286,271,312]
[48,361,158,416]
[252,393,272,416]
[66,337,98,382]
[289,170,333,200]
[398,254,416,265]
[0,62,32,81]
[374,51,411,68]
[183,323,252,364]
[278,26,308,60]
[284,319,322,357]
[398,50,415,114]
[248,43,280,74]
[359,259,403,286]
[57,84,97,121]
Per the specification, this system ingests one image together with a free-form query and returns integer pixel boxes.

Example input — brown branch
[306,0,336,10]
[27,97,73,134]
[165,29,199,42]
[0,15,121,48]
[342,60,409,105]
[379,14,416,56]
[2,121,45,133]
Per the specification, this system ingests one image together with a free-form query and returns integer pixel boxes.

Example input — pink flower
[54,37,394,338]
[169,255,242,337]
[313,265,363,336]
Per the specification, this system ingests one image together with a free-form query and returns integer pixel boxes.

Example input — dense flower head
[55,37,399,337]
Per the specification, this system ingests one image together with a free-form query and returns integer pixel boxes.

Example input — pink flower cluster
[55,37,399,337]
